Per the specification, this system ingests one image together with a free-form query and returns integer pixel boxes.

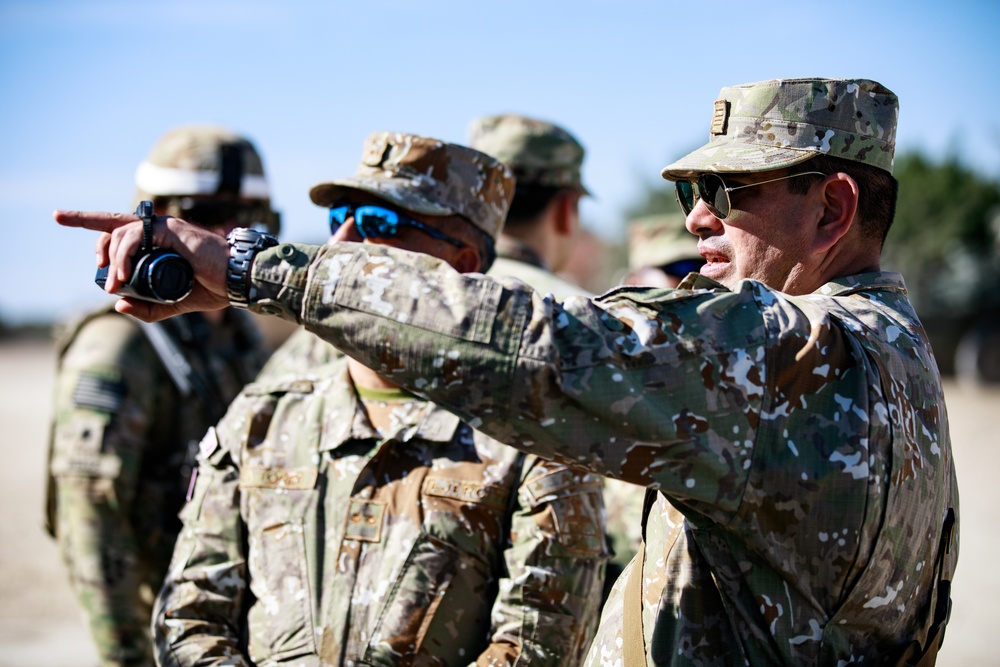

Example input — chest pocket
[236,378,324,663]
[522,464,608,558]
[420,474,512,555]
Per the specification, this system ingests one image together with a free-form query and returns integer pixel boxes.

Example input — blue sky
[2,0,998,323]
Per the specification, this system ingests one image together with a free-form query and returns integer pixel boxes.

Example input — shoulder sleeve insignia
[71,373,126,413]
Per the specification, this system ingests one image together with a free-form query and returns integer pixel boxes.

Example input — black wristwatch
[226,227,279,308]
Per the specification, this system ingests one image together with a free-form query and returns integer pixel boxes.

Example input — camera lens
[146,252,194,302]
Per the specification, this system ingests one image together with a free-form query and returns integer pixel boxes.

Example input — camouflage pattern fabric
[487,235,642,587]
[627,213,700,270]
[468,114,590,194]
[46,305,270,667]
[662,78,899,178]
[242,240,959,665]
[153,351,607,666]
[309,131,515,242]
[256,325,340,378]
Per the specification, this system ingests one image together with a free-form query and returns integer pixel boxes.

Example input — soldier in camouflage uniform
[470,113,645,598]
[61,77,962,665]
[622,213,705,288]
[152,132,608,666]
[46,126,276,667]
[469,113,591,299]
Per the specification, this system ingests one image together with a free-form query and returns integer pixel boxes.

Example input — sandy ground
[0,338,996,666]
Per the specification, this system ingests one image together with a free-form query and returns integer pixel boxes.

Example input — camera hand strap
[136,200,155,252]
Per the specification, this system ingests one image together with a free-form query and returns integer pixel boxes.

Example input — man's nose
[329,216,364,244]
[685,199,721,237]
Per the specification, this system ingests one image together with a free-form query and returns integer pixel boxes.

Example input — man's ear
[553,191,580,238]
[450,245,482,274]
[814,173,859,253]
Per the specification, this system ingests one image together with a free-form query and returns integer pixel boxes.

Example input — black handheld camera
[94,201,194,303]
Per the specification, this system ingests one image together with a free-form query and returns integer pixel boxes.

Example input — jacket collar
[320,360,464,452]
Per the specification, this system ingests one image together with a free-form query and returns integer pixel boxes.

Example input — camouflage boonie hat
[661,78,898,180]
[309,131,515,241]
[628,213,701,269]
[468,114,590,195]
[134,125,270,201]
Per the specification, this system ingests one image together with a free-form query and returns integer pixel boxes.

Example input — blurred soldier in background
[469,113,591,298]
[470,113,644,597]
[45,126,276,667]
[622,212,705,288]
[152,132,608,666]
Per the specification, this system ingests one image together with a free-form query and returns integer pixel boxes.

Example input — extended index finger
[53,210,140,232]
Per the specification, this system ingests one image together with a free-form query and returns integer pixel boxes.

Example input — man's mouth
[698,246,730,277]
[699,247,730,265]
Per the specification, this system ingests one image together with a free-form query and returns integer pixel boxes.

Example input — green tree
[885,152,1000,271]
[883,152,1000,317]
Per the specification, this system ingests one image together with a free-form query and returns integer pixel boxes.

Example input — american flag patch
[72,374,126,413]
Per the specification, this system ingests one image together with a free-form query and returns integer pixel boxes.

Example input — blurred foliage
[625,176,680,222]
[883,151,1000,318]
[885,152,1000,268]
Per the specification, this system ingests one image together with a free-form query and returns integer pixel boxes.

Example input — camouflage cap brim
[628,213,701,269]
[309,176,455,218]
[661,143,822,181]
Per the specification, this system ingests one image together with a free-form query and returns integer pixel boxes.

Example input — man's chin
[699,261,732,284]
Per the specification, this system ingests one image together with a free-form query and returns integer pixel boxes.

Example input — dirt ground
[0,338,996,666]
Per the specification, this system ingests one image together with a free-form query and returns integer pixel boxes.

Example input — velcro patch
[344,499,385,542]
[711,99,730,135]
[239,467,318,490]
[523,469,602,505]
[50,452,122,479]
[72,374,126,413]
[422,477,509,510]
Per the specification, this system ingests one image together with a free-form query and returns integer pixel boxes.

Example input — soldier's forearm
[54,479,152,666]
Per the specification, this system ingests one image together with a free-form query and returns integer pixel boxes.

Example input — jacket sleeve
[251,242,767,521]
[153,425,250,667]
[476,457,608,666]
[49,315,164,667]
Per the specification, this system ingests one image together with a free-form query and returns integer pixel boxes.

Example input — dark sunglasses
[328,203,466,248]
[660,258,706,278]
[675,171,826,220]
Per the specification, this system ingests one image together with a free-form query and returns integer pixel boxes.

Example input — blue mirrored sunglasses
[328,203,466,248]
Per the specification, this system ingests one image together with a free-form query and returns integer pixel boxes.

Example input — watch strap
[226,228,278,307]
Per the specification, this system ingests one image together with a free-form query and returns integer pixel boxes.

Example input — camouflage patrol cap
[309,131,515,241]
[468,114,590,195]
[661,78,899,180]
[134,125,270,201]
[628,213,701,269]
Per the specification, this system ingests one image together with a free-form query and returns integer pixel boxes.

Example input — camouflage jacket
[245,242,960,666]
[46,305,269,667]
[153,351,607,667]
[488,236,645,589]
